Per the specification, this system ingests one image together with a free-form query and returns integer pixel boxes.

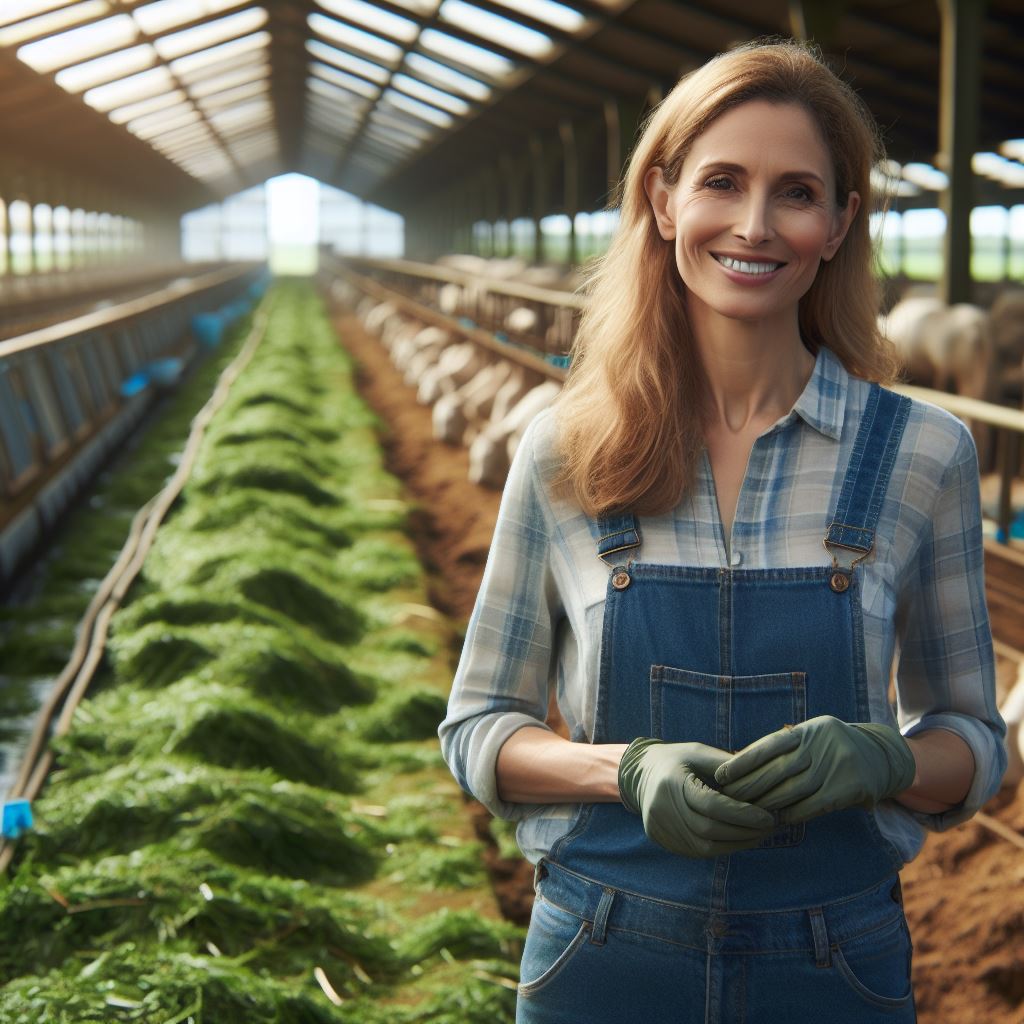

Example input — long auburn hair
[555,39,900,518]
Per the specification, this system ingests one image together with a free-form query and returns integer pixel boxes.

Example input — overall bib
[517,386,917,1023]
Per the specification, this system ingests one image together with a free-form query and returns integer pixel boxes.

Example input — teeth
[716,255,782,275]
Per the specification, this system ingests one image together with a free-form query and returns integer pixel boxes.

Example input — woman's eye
[704,176,733,190]
[784,185,813,201]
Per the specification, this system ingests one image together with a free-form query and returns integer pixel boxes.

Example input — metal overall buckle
[822,534,872,593]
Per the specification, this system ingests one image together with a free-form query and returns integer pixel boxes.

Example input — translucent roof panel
[308,75,374,114]
[18,13,139,73]
[154,7,268,61]
[55,43,157,93]
[487,0,586,33]
[169,30,269,79]
[208,98,272,132]
[133,0,248,36]
[196,79,267,110]
[83,64,174,111]
[310,62,380,99]
[0,1,110,49]
[306,38,390,84]
[392,73,470,115]
[109,87,188,124]
[308,13,404,66]
[382,89,454,128]
[368,108,433,142]
[0,0,73,29]
[418,27,515,79]
[438,1,552,59]
[403,51,491,101]
[128,106,202,140]
[315,0,418,44]
[187,62,269,98]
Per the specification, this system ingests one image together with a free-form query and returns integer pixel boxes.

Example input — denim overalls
[517,385,918,1023]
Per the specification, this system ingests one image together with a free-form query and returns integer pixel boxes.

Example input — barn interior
[1,2,1024,1022]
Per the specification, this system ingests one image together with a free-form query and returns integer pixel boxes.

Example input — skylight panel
[392,73,469,115]
[155,8,268,61]
[83,64,173,110]
[310,61,380,99]
[0,2,109,49]
[55,43,157,93]
[315,0,418,43]
[403,52,490,100]
[196,79,266,110]
[418,28,514,78]
[438,1,551,58]
[306,39,390,84]
[188,62,268,97]
[152,124,214,153]
[308,75,373,111]
[383,89,454,128]
[18,13,138,73]
[308,12,403,65]
[368,108,432,141]
[0,0,70,29]
[170,30,269,78]
[133,0,247,36]
[128,106,202,140]
[487,0,585,33]
[386,0,440,14]
[109,87,187,124]
[362,131,412,158]
[207,98,270,131]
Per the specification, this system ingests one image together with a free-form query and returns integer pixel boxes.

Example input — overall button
[729,550,742,567]
[830,571,850,593]
[611,571,631,590]
[707,917,729,938]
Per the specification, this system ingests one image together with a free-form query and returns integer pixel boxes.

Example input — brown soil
[331,304,1024,1024]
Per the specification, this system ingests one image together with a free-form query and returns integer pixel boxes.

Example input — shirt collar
[789,345,848,441]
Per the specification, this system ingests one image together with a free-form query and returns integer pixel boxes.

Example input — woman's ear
[644,166,676,240]
[823,190,861,261]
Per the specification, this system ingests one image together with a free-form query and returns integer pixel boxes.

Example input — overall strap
[590,512,641,568]
[824,384,911,588]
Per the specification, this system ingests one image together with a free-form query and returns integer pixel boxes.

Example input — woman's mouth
[713,254,785,275]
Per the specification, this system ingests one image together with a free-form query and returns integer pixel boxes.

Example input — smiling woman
[439,38,1006,1024]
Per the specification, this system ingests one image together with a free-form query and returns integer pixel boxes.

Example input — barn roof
[1,0,1022,218]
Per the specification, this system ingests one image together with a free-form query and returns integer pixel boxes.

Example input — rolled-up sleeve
[438,415,562,820]
[895,421,1007,831]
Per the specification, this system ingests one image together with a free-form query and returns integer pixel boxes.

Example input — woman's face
[644,99,859,331]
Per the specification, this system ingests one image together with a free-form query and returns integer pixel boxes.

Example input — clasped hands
[617,716,917,859]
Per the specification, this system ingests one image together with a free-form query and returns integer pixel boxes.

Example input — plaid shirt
[439,346,1007,865]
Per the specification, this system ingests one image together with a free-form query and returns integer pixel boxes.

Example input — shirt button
[729,550,742,566]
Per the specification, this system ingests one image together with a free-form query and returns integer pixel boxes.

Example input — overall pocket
[650,666,808,848]
[832,912,914,1008]
[518,895,592,997]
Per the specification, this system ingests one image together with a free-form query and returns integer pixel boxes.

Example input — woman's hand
[713,716,917,824]
[618,737,787,858]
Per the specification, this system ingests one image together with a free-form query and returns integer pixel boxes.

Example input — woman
[439,39,1006,1023]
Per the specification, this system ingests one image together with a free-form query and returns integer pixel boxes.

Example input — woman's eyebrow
[692,160,827,187]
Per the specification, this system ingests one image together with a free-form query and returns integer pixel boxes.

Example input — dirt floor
[332,306,1024,1024]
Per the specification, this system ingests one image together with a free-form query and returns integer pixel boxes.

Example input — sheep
[432,360,513,444]
[880,296,997,467]
[468,380,562,488]
[391,325,448,374]
[415,342,487,403]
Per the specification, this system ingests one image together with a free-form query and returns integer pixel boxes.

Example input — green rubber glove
[714,716,917,825]
[618,737,792,858]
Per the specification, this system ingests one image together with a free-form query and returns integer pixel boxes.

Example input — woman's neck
[692,311,815,435]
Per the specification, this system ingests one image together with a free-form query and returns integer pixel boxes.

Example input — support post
[560,119,579,267]
[936,0,984,305]
[530,136,547,264]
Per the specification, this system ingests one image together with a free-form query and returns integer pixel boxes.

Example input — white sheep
[469,380,562,488]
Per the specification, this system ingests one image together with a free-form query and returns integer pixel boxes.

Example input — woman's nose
[733,194,774,245]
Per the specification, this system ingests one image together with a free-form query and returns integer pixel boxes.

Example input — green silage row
[0,281,520,1023]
